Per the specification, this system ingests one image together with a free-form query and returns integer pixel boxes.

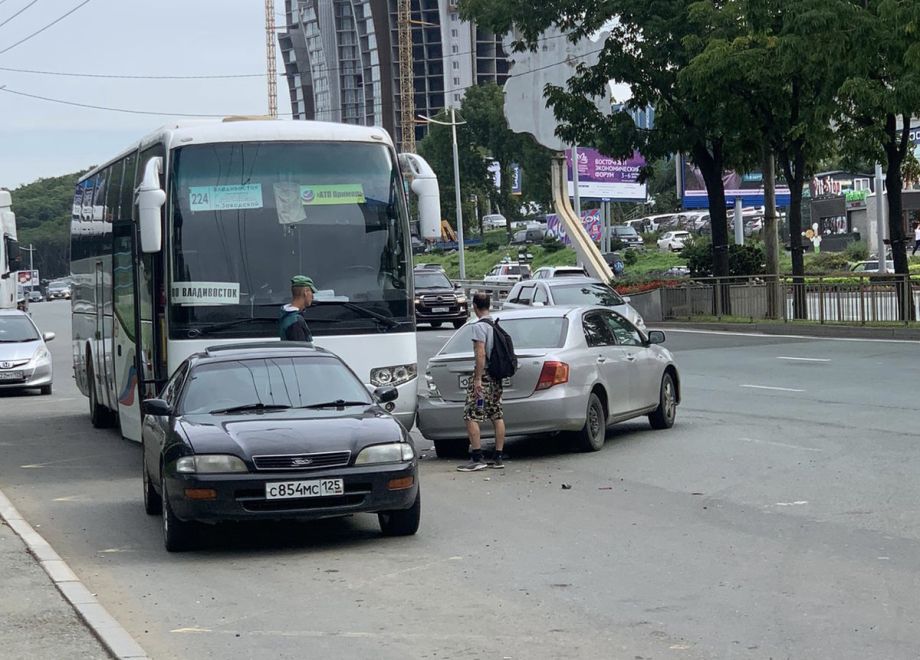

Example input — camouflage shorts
[463,374,504,422]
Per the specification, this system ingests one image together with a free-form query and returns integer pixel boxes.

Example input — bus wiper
[210,403,292,414]
[301,399,371,409]
[311,301,398,329]
[186,316,278,338]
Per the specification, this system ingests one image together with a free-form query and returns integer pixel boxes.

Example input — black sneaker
[457,457,487,472]
[489,453,505,469]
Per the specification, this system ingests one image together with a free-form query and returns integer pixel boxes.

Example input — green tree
[837,0,920,287]
[462,0,762,280]
[683,0,853,316]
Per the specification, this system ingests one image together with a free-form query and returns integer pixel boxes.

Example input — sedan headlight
[175,455,249,474]
[456,294,467,304]
[32,348,51,363]
[370,363,417,387]
[354,443,415,465]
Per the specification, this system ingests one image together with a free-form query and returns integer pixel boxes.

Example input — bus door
[94,261,114,410]
[112,221,143,441]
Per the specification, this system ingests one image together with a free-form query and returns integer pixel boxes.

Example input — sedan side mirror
[143,398,172,417]
[373,386,399,404]
[647,330,666,345]
[42,331,55,342]
[621,296,631,303]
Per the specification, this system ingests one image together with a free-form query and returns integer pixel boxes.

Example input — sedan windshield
[181,356,372,415]
[552,283,625,307]
[170,142,410,339]
[415,271,452,289]
[441,317,567,354]
[0,316,39,342]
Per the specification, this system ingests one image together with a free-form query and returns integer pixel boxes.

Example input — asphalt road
[2,302,919,659]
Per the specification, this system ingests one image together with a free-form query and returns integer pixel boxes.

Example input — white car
[658,231,692,252]
[483,262,531,284]
[482,214,508,230]
[531,266,589,280]
[0,309,54,395]
[503,278,647,330]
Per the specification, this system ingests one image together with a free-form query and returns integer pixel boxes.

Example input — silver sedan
[0,309,54,394]
[503,277,646,331]
[417,306,680,457]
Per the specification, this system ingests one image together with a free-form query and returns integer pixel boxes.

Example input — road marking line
[777,356,831,362]
[661,327,920,344]
[740,384,805,393]
[775,501,809,506]
[738,437,822,452]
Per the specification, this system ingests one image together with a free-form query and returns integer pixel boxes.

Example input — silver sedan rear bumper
[417,385,588,440]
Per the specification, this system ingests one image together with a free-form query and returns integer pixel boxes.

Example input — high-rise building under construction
[279,0,510,151]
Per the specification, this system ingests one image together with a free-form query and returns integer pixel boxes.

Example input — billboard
[17,270,39,287]
[566,148,647,201]
[681,155,791,209]
[545,209,602,245]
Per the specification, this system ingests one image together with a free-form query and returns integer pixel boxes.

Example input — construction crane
[397,0,415,152]
[265,0,278,118]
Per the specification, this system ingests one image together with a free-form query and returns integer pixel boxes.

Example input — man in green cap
[279,275,317,342]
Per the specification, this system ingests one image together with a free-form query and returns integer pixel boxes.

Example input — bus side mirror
[3,234,21,273]
[399,153,441,241]
[137,157,166,254]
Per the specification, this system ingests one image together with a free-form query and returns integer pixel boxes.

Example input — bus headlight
[370,363,417,387]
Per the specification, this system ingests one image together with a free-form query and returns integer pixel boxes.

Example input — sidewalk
[0,488,148,660]
[0,520,110,659]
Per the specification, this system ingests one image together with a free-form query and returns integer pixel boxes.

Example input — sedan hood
[178,407,406,457]
[0,339,42,363]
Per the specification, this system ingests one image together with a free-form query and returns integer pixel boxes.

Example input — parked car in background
[46,281,72,300]
[414,268,468,329]
[483,262,531,284]
[663,265,691,278]
[608,225,645,250]
[744,218,764,237]
[482,214,508,230]
[532,266,588,280]
[411,236,426,255]
[658,230,693,252]
[512,228,545,244]
[850,260,895,273]
[141,343,420,551]
[503,277,646,330]
[0,309,54,395]
[418,307,679,456]
[414,263,445,273]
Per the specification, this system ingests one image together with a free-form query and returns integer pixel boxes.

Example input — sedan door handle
[596,356,608,364]
[625,354,637,362]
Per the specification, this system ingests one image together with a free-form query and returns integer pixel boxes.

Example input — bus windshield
[169,141,410,339]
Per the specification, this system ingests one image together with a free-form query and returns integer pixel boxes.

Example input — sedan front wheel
[378,490,421,536]
[162,474,196,552]
[649,372,677,430]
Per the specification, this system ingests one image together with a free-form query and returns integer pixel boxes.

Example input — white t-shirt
[470,318,494,364]
[915,226,920,241]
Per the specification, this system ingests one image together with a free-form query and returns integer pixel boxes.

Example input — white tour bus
[1,190,22,309]
[71,119,440,441]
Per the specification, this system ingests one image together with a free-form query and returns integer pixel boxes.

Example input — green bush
[484,238,503,251]
[623,249,639,266]
[805,251,852,274]
[641,231,661,245]
[542,235,564,252]
[609,238,626,252]
[844,240,869,261]
[682,239,766,277]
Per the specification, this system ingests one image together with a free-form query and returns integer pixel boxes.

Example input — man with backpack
[457,292,516,472]
[279,275,317,342]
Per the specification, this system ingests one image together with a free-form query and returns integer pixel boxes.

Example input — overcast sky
[0,0,286,188]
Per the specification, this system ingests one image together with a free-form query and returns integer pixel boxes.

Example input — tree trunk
[692,143,730,314]
[883,113,914,321]
[762,144,781,319]
[780,146,806,319]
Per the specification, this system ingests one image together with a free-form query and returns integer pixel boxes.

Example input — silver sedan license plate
[265,478,344,500]
[0,371,23,381]
[458,375,511,388]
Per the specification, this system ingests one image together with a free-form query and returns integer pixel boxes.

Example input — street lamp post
[418,108,468,279]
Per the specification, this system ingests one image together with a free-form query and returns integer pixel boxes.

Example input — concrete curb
[0,489,149,660]
[653,321,920,342]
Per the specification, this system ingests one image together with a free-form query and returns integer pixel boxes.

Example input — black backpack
[480,318,518,380]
